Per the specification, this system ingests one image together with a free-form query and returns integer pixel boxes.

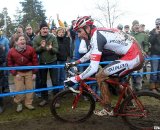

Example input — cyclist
[64,16,144,116]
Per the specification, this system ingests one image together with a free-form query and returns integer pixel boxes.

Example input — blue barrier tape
[0,81,97,97]
[0,57,160,97]
[0,57,159,70]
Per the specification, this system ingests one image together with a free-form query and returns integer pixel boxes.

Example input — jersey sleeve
[75,31,102,81]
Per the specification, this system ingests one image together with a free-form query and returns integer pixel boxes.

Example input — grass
[1,77,151,123]
[0,97,51,123]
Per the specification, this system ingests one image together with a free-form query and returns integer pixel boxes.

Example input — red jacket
[7,45,38,75]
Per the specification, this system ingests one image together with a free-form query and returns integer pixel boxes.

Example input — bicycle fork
[71,87,83,109]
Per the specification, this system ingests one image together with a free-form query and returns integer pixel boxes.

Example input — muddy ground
[0,114,130,130]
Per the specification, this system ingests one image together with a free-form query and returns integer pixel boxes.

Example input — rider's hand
[64,78,76,87]
[65,61,77,70]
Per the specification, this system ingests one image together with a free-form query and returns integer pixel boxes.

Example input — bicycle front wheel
[120,91,160,130]
[50,89,95,122]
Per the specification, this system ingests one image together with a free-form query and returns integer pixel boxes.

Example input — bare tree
[94,0,125,28]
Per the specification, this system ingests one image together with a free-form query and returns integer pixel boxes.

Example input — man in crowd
[33,20,59,106]
[149,18,160,92]
[130,20,149,91]
[0,29,10,93]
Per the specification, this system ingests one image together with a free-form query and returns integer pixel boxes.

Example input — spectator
[130,20,149,91]
[7,34,38,112]
[124,25,130,34]
[0,45,5,113]
[25,24,35,46]
[50,26,57,36]
[149,18,160,92]
[139,24,150,80]
[25,24,41,95]
[33,20,59,106]
[139,24,145,33]
[69,20,76,60]
[10,25,24,48]
[56,27,71,85]
[0,29,10,93]
[117,24,123,31]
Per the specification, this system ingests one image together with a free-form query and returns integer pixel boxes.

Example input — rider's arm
[78,52,102,80]
[69,51,102,83]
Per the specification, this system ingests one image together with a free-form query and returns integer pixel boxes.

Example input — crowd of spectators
[0,15,160,114]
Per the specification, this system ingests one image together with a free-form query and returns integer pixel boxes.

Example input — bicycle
[50,66,160,130]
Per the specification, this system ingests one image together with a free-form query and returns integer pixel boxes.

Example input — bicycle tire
[119,91,160,130]
[50,89,95,122]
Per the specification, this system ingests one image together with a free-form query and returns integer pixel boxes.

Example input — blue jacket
[0,35,10,56]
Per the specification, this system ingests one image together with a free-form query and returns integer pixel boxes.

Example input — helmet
[73,16,94,31]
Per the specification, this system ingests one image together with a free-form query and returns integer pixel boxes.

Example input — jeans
[132,69,143,91]
[0,70,4,106]
[39,61,58,100]
[150,55,160,83]
[57,61,66,85]
[1,62,9,92]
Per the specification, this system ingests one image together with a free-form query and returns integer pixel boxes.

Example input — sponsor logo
[90,54,101,61]
[108,63,128,72]
[109,39,128,46]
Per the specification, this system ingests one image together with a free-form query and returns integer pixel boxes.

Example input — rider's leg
[95,68,112,111]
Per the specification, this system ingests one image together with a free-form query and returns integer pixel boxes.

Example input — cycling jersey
[71,28,144,83]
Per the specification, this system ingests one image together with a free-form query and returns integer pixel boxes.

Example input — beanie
[117,24,123,30]
[51,26,57,30]
[124,25,129,28]
[39,20,48,30]
[132,20,139,26]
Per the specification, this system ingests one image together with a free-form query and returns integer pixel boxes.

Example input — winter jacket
[56,36,70,61]
[33,34,58,64]
[130,31,149,53]
[149,29,160,55]
[7,45,38,76]
[0,36,9,56]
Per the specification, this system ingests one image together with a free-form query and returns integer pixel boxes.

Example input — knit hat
[51,26,57,30]
[132,20,139,26]
[39,20,48,30]
[124,25,129,28]
[117,24,123,30]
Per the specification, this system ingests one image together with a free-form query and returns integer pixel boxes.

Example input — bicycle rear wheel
[120,91,160,130]
[50,89,95,122]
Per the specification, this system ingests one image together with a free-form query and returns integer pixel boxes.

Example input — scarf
[15,44,26,52]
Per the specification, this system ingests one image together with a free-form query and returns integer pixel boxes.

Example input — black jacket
[149,29,160,55]
[57,36,70,61]
[0,45,5,65]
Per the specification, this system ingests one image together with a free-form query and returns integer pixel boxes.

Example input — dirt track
[0,115,130,130]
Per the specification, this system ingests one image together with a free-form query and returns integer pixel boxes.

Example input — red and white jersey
[73,28,143,82]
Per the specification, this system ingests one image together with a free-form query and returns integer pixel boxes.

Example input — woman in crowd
[7,34,38,112]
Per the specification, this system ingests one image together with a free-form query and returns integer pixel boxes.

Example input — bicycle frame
[71,76,147,117]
